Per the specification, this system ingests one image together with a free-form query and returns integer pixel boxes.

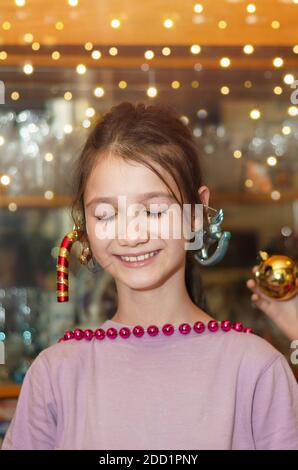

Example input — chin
[119,272,167,290]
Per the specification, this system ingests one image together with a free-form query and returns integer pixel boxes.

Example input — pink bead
[179,323,191,334]
[162,324,174,336]
[193,321,205,334]
[147,325,159,336]
[221,320,231,332]
[94,328,106,340]
[83,329,94,341]
[243,327,254,334]
[208,320,219,332]
[119,327,131,339]
[58,338,65,343]
[232,322,243,332]
[73,328,84,340]
[133,325,144,337]
[106,327,118,339]
[64,330,74,341]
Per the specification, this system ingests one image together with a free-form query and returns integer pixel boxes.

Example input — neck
[111,267,214,327]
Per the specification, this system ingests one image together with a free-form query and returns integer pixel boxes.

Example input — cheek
[86,220,90,237]
[87,217,113,251]
[86,217,101,248]
[159,210,185,240]
[163,238,186,271]
[86,219,112,268]
[85,217,94,241]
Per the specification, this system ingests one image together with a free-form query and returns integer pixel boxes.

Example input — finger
[248,282,275,305]
[247,280,267,296]
[251,292,272,312]
[246,279,256,289]
[252,265,258,274]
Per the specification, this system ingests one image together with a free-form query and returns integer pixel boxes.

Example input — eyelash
[95,210,168,222]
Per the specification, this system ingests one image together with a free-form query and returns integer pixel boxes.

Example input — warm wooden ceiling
[0,0,297,109]
[0,0,298,47]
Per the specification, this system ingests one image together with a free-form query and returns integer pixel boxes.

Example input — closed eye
[95,210,167,222]
[147,210,167,218]
[95,215,115,222]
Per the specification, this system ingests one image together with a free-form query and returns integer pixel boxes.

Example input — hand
[246,266,298,341]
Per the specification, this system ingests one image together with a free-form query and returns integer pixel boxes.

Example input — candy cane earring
[56,225,92,302]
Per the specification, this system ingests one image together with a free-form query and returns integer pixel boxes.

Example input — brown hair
[71,101,210,313]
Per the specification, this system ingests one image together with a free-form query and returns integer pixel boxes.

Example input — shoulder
[215,328,284,374]
[37,337,91,366]
[207,328,297,400]
[24,337,95,383]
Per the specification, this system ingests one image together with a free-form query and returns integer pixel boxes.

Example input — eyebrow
[85,191,176,208]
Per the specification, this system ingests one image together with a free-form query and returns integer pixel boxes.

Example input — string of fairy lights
[1,1,298,103]
[0,1,298,206]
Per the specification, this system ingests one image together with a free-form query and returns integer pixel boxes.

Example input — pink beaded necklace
[58,320,254,343]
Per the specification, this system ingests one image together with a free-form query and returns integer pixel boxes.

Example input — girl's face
[84,154,203,290]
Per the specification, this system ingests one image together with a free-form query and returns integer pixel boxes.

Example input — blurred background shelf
[0,384,21,399]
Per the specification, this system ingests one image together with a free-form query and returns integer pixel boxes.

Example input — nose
[117,219,150,247]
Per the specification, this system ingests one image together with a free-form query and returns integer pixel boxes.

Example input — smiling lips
[115,250,161,267]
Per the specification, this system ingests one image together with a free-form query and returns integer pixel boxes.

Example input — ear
[198,185,210,207]
[192,185,210,232]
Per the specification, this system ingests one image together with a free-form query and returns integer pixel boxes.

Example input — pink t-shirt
[2,319,298,450]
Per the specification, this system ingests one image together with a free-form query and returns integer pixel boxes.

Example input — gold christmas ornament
[254,251,298,301]
[79,242,92,265]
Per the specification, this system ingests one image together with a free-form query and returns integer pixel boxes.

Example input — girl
[2,102,298,450]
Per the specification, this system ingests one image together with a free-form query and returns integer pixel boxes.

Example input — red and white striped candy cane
[56,228,81,302]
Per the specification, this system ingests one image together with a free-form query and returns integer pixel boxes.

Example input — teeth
[120,251,159,262]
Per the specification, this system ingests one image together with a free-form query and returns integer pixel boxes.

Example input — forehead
[84,154,181,203]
